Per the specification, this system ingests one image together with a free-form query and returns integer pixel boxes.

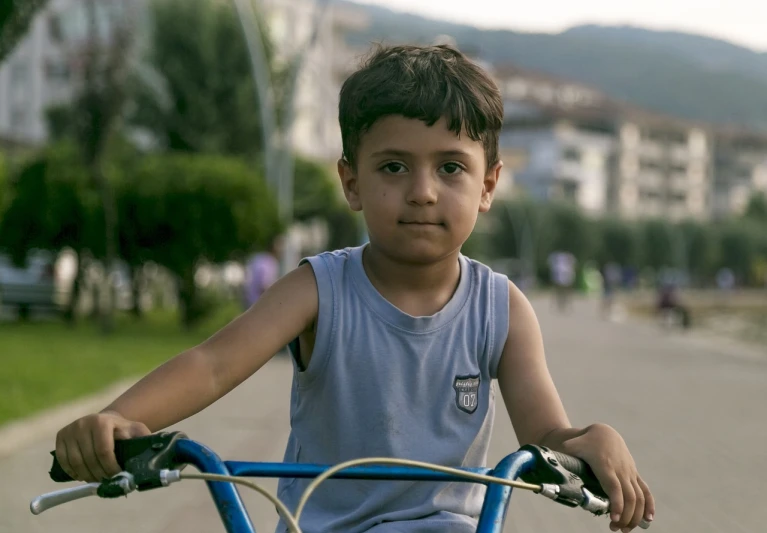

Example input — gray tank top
[276,245,510,533]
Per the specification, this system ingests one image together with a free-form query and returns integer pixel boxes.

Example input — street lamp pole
[232,0,278,193]
[234,0,331,271]
[276,0,330,223]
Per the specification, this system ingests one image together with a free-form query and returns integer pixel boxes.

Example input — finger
[627,478,646,531]
[618,475,637,530]
[67,438,93,482]
[114,421,151,441]
[55,432,77,481]
[92,424,121,478]
[601,472,624,527]
[77,434,109,482]
[637,476,655,522]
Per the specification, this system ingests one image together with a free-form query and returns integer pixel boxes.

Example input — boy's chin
[372,239,461,265]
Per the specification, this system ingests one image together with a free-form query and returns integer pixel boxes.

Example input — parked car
[0,250,59,319]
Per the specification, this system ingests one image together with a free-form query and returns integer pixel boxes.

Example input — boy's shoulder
[298,246,359,270]
[302,247,505,277]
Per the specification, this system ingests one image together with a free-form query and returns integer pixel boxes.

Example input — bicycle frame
[173,438,538,533]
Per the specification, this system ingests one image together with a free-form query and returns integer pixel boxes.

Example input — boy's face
[339,115,502,263]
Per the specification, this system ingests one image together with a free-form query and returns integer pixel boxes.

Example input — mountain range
[340,2,767,133]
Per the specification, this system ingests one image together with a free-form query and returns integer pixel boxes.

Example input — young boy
[55,44,654,533]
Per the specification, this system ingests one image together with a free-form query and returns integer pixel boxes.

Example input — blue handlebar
[173,438,537,533]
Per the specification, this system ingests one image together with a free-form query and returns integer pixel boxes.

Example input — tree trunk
[177,268,198,329]
[130,263,143,318]
[63,250,84,325]
[94,159,118,334]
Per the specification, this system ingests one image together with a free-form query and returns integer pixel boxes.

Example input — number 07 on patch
[453,375,480,414]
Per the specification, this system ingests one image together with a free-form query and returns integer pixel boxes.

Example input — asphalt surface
[2,296,764,533]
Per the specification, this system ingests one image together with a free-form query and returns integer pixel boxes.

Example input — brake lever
[30,483,100,515]
[30,472,137,515]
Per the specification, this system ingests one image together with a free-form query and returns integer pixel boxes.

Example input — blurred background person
[243,235,284,310]
[548,250,576,312]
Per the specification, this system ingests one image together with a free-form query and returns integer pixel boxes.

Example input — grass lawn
[0,305,241,427]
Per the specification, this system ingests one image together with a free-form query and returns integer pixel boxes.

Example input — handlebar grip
[49,434,175,482]
[550,450,606,498]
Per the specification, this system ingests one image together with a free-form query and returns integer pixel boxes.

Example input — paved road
[2,296,764,533]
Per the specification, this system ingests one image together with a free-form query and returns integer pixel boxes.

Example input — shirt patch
[453,375,480,414]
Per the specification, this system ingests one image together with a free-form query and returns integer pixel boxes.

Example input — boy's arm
[497,280,654,532]
[56,263,317,482]
[104,263,317,429]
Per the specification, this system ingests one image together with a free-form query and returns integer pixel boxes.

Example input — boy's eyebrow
[370,149,473,158]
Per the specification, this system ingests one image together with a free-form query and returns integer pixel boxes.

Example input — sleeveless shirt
[276,245,510,532]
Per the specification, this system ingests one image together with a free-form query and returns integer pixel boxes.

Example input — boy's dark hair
[339,44,504,170]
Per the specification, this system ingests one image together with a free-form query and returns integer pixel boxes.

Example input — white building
[0,0,147,145]
[711,129,767,218]
[260,0,369,163]
[611,117,710,220]
[494,66,618,214]
[0,0,75,144]
[494,64,717,220]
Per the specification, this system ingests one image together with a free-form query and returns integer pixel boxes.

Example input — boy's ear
[479,160,503,213]
[338,158,362,212]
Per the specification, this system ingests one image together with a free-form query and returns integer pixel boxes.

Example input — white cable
[181,457,544,531]
[294,457,542,524]
[180,473,303,533]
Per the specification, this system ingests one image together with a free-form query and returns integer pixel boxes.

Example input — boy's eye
[381,162,407,174]
[440,162,464,175]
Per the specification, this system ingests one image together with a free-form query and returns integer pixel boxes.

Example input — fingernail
[621,529,631,533]
[646,514,654,521]
[611,513,621,522]
[609,526,619,532]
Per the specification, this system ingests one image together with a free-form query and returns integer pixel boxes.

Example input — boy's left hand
[561,423,655,532]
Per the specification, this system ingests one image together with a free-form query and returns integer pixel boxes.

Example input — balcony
[638,140,664,159]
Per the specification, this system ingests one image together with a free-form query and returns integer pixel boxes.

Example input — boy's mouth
[399,219,444,225]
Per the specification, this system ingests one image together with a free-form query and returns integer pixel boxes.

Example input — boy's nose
[405,172,438,206]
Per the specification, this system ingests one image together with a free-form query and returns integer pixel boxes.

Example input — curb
[0,378,138,460]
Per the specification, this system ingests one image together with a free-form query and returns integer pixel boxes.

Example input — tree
[118,153,281,327]
[598,217,641,267]
[640,219,675,270]
[744,192,767,223]
[677,219,716,285]
[44,0,140,331]
[0,153,7,221]
[0,144,101,267]
[545,202,597,263]
[130,0,276,157]
[716,222,759,284]
[0,0,50,63]
[291,156,363,249]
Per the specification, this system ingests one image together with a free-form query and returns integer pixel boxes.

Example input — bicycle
[30,431,651,532]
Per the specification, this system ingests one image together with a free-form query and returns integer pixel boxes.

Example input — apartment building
[494,66,620,215]
[494,64,715,220]
[711,129,767,218]
[610,116,710,221]
[0,0,147,145]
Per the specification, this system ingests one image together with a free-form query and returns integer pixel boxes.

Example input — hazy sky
[353,0,767,52]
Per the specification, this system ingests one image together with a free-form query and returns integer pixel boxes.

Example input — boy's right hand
[55,411,151,482]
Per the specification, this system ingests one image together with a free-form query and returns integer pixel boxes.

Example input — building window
[639,189,660,201]
[45,59,71,82]
[640,162,660,172]
[48,14,64,42]
[11,107,28,131]
[562,147,580,162]
[670,192,687,203]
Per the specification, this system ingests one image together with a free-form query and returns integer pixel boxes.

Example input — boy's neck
[361,243,462,316]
